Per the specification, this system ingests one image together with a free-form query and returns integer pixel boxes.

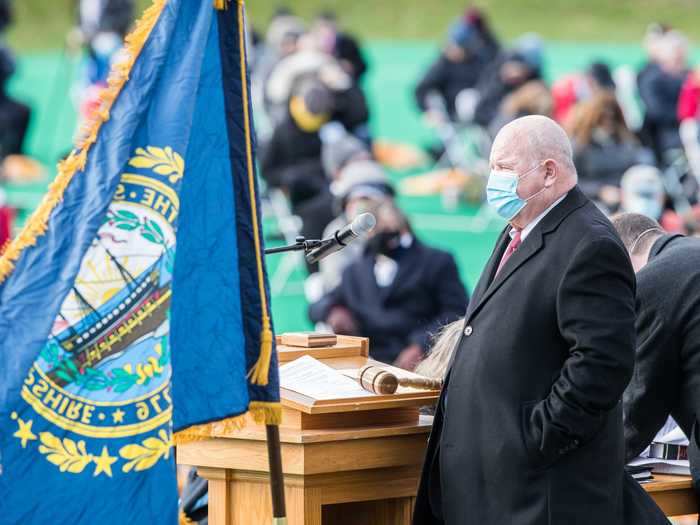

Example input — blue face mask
[626,196,663,220]
[486,163,545,221]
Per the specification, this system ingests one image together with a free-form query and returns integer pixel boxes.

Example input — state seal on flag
[13,146,184,476]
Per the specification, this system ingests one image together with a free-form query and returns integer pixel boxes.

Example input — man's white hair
[495,115,577,178]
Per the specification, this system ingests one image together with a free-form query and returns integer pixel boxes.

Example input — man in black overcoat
[612,213,700,520]
[413,115,669,525]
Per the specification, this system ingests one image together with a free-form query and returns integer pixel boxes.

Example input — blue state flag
[0,0,280,523]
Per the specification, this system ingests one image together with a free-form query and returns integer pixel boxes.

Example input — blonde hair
[415,319,464,380]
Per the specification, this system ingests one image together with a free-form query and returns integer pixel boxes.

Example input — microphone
[305,212,376,264]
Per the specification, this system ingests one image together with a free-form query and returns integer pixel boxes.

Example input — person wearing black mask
[308,203,468,368]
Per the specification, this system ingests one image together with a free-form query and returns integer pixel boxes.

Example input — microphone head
[350,213,376,236]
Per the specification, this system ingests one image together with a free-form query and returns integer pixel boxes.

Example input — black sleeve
[414,57,447,112]
[526,237,636,462]
[623,290,678,460]
[409,254,469,350]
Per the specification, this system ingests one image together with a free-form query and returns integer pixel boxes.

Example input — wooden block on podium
[177,335,440,525]
[276,334,369,363]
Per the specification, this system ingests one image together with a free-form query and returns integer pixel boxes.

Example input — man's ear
[543,159,557,187]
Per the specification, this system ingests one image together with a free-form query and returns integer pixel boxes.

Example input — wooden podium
[177,336,440,525]
[177,335,697,523]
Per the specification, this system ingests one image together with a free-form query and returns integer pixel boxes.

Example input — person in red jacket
[677,69,700,121]
[0,188,14,251]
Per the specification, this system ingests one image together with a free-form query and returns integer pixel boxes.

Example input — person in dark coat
[312,11,368,81]
[566,91,655,209]
[473,35,544,128]
[611,213,700,514]
[309,202,468,368]
[415,20,489,120]
[413,115,668,525]
[259,79,335,243]
[637,31,689,163]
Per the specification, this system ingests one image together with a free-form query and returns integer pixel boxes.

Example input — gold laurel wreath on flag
[128,146,184,184]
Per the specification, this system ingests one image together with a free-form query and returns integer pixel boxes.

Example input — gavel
[357,365,443,395]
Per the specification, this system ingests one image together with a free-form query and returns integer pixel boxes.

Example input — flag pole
[266,424,287,524]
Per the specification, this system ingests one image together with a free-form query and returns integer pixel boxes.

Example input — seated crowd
[252,7,700,377]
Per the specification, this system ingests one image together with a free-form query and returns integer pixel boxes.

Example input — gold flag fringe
[179,511,195,525]
[235,0,274,387]
[173,402,283,445]
[213,0,228,9]
[0,0,168,285]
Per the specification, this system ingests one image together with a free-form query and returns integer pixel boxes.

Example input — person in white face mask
[620,165,666,221]
[414,115,669,525]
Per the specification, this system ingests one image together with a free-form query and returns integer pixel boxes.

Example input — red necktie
[495,229,522,276]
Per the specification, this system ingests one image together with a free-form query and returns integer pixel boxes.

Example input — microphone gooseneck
[305,213,376,264]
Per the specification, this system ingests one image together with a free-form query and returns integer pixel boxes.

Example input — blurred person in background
[488,79,552,136]
[255,7,305,77]
[473,33,545,129]
[464,8,500,66]
[310,10,367,81]
[309,201,468,369]
[318,159,394,292]
[415,16,494,122]
[75,0,134,84]
[0,46,30,158]
[618,166,700,234]
[552,61,616,123]
[612,213,700,509]
[0,0,12,36]
[620,165,700,234]
[619,165,666,221]
[264,47,370,140]
[637,29,689,165]
[0,186,14,251]
[677,68,700,122]
[320,123,371,182]
[260,78,335,243]
[567,91,654,211]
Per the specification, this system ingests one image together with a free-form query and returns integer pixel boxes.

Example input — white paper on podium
[279,355,375,400]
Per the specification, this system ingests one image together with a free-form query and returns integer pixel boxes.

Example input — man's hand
[326,306,358,335]
[394,344,424,371]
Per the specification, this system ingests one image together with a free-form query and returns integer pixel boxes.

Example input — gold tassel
[0,0,168,285]
[173,402,283,445]
[247,315,273,385]
[213,0,227,9]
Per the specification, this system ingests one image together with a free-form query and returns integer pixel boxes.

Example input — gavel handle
[398,377,443,390]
